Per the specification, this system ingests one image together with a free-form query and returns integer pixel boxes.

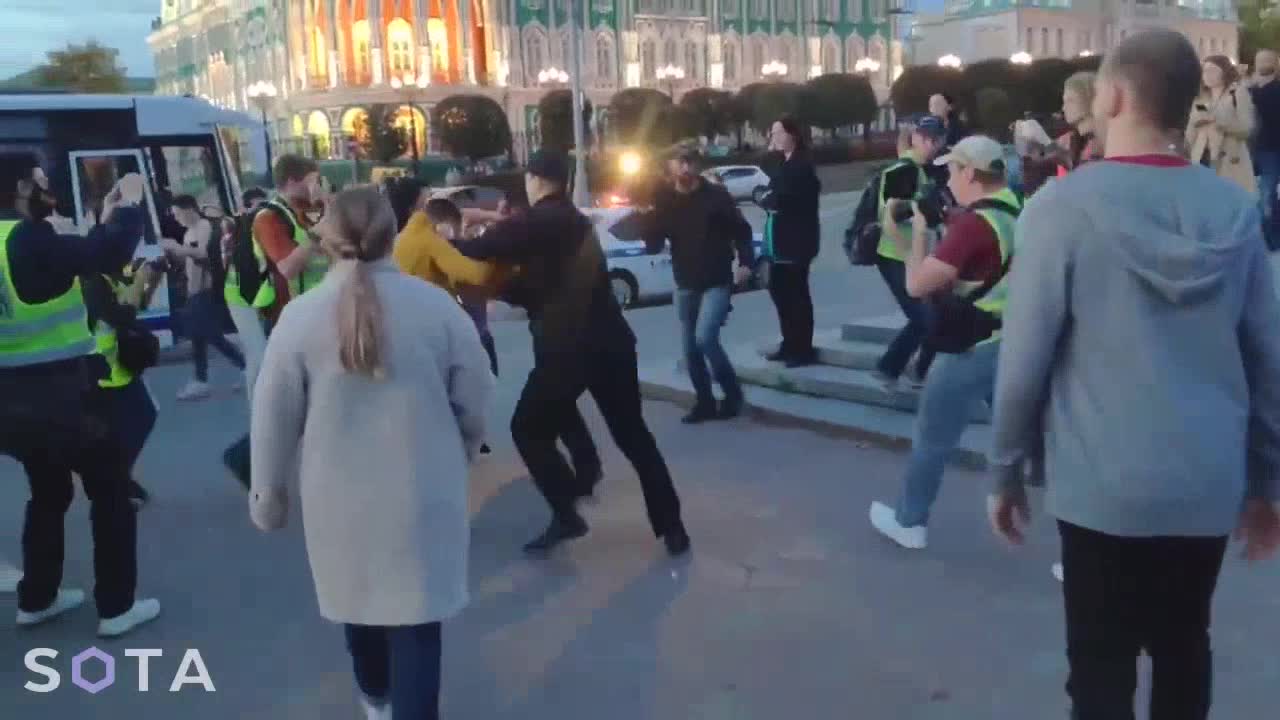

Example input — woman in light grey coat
[249,186,493,720]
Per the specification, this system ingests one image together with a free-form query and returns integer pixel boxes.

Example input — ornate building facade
[149,0,906,159]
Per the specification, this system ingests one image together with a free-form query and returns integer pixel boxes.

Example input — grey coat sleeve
[443,298,495,459]
[1238,228,1280,502]
[249,304,308,531]
[989,191,1075,493]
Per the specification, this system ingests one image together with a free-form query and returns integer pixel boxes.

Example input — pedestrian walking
[988,30,1280,719]
[868,136,1022,549]
[457,151,689,556]
[638,148,755,423]
[0,156,160,636]
[1188,54,1257,194]
[760,116,821,367]
[162,195,244,400]
[250,186,493,720]
[1249,49,1280,248]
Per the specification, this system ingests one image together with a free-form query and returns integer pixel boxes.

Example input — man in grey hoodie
[987,30,1280,719]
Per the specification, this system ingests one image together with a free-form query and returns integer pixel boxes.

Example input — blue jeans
[344,621,442,720]
[876,257,936,380]
[93,379,157,473]
[1257,150,1280,249]
[675,285,741,409]
[185,290,245,382]
[896,340,1000,528]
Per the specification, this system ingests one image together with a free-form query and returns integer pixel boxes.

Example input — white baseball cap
[934,135,1007,173]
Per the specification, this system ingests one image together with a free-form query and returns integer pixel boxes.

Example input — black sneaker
[682,405,718,424]
[784,351,818,368]
[662,524,691,557]
[717,397,744,419]
[765,349,789,363]
[573,465,603,502]
[523,514,589,554]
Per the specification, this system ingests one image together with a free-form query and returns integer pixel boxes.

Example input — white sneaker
[176,381,212,401]
[0,562,21,593]
[97,598,161,638]
[869,501,928,550]
[16,588,85,626]
[1051,562,1064,582]
[360,695,392,720]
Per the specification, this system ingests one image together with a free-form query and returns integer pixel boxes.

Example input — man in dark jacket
[0,153,160,637]
[639,149,755,422]
[458,151,690,556]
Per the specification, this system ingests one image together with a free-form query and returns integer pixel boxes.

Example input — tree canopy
[804,73,878,130]
[606,88,672,145]
[359,105,408,164]
[34,41,127,93]
[1240,1,1280,67]
[537,89,594,152]
[678,88,735,143]
[432,94,512,161]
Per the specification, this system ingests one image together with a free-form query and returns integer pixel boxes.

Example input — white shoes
[869,501,929,550]
[177,381,212,401]
[98,598,161,638]
[16,588,85,627]
[1052,562,1064,582]
[360,695,392,720]
[0,562,21,593]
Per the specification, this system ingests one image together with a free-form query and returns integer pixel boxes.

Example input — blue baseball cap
[913,114,948,140]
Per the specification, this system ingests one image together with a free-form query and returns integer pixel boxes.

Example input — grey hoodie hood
[1071,161,1256,306]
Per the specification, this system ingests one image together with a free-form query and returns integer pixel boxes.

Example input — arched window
[751,36,766,76]
[352,20,371,82]
[823,42,838,73]
[752,0,767,19]
[310,27,327,79]
[723,0,740,16]
[428,18,449,75]
[685,41,699,79]
[642,39,656,79]
[665,38,678,65]
[596,34,613,82]
[724,40,737,82]
[525,28,547,79]
[387,18,414,75]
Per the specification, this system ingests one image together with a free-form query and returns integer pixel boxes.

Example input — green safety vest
[271,200,329,298]
[876,157,930,262]
[954,187,1022,344]
[94,273,134,389]
[0,220,96,368]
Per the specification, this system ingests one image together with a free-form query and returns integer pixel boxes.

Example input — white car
[702,165,771,202]
[587,207,770,308]
[428,185,506,211]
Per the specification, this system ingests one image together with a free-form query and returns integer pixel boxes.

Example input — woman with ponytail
[248,186,494,720]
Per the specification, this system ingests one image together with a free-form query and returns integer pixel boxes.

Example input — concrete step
[757,329,886,372]
[730,345,990,424]
[638,365,990,469]
[841,314,906,344]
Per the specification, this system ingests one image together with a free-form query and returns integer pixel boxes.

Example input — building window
[1056,28,1063,56]
[724,41,737,82]
[526,29,546,78]
[642,38,656,78]
[352,20,371,81]
[685,41,699,78]
[665,38,678,65]
[752,0,767,19]
[823,42,838,73]
[596,35,613,81]
[778,0,796,21]
[724,0,739,16]
[1040,27,1048,55]
[1025,27,1033,53]
[388,18,414,74]
[428,18,450,75]
[752,37,766,76]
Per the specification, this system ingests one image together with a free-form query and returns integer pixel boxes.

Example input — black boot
[662,524,691,557]
[573,465,603,500]
[682,404,718,424]
[717,395,744,420]
[523,513,589,553]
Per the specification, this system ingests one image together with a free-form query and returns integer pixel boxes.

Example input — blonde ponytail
[323,186,397,378]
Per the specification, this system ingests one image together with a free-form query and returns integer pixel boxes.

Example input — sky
[0,0,158,79]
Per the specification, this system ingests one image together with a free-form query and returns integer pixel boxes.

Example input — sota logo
[24,647,216,694]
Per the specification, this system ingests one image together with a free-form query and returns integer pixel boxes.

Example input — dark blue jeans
[344,621,443,719]
[875,256,935,380]
[1256,149,1280,249]
[675,285,741,409]
[185,290,244,382]
[93,378,157,473]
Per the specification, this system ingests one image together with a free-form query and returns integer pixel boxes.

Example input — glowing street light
[761,60,789,80]
[1078,49,1095,57]
[537,67,569,84]
[618,150,643,177]
[938,54,962,69]
[656,64,685,97]
[854,57,882,74]
[1010,51,1033,65]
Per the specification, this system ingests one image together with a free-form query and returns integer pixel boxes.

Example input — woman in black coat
[760,116,821,367]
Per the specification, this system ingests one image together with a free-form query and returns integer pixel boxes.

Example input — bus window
[69,150,161,247]
[159,145,228,216]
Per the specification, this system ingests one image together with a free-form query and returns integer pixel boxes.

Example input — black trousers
[876,256,936,380]
[1059,521,1228,720]
[767,260,815,358]
[512,346,681,536]
[0,371,137,619]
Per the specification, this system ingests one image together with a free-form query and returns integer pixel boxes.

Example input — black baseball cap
[913,114,948,140]
[525,150,569,186]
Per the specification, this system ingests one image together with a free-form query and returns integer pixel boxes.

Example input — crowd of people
[3,27,1280,720]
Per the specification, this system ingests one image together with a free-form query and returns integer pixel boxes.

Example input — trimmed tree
[749,82,808,133]
[359,104,408,164]
[679,87,736,143]
[35,41,127,93]
[890,65,968,116]
[1023,58,1077,117]
[805,73,878,135]
[972,87,1016,142]
[607,87,672,145]
[538,89,594,152]
[433,94,512,161]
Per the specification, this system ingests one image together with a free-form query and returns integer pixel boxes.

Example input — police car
[586,207,769,308]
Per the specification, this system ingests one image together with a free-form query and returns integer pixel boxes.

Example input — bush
[972,87,1016,142]
[679,87,736,143]
[538,89,593,152]
[433,94,512,161]
[748,82,809,133]
[891,66,969,116]
[607,88,672,145]
[805,73,878,131]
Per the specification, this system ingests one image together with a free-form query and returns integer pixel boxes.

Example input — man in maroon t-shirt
[871,135,1020,551]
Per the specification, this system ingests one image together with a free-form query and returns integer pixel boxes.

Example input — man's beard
[26,192,56,220]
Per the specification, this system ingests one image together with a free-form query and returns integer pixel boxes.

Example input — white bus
[0,94,267,342]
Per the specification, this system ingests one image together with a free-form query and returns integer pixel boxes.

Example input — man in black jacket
[0,153,160,636]
[458,151,689,556]
[640,149,755,423]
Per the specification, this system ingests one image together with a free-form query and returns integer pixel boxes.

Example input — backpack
[228,205,288,306]
[843,164,889,266]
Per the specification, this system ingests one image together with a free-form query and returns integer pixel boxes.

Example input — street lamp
[854,57,881,74]
[246,80,278,185]
[390,72,429,172]
[761,60,788,80]
[656,64,685,98]
[537,67,569,85]
[938,54,962,69]
[1078,49,1095,58]
[1010,51,1033,65]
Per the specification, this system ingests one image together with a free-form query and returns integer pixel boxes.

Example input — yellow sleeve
[424,230,507,294]
[392,211,432,280]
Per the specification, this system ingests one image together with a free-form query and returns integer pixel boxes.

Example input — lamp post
[246,80,278,186]
[854,57,881,75]
[1078,49,1094,58]
[656,64,685,99]
[761,60,788,81]
[390,72,429,174]
[537,67,569,85]
[566,0,590,208]
[937,54,962,69]
[1010,51,1033,65]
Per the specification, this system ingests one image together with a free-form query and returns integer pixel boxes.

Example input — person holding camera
[1,155,160,636]
[869,135,1022,550]
[870,115,949,388]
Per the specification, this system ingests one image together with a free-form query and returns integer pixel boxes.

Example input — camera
[889,190,947,227]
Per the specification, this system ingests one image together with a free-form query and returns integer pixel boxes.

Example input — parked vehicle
[702,165,770,201]
[429,184,506,211]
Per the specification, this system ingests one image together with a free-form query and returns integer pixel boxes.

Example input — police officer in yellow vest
[872,115,949,389]
[83,261,163,509]
[0,154,161,636]
[868,135,1023,550]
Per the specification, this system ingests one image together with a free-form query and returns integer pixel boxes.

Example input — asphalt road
[2,188,1279,719]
